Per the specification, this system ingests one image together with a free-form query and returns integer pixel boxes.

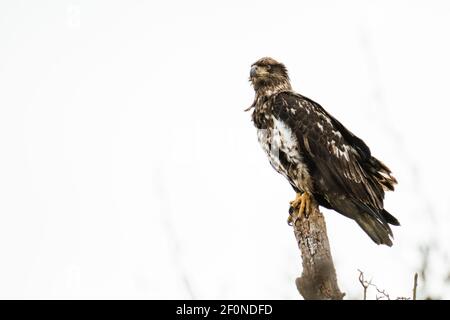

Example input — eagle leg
[287,192,312,226]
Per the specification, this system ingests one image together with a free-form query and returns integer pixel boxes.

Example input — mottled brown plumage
[248,57,399,246]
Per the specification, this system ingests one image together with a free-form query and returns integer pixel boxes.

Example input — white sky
[0,0,449,299]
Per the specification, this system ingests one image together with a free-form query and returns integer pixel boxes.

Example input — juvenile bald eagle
[247,57,399,246]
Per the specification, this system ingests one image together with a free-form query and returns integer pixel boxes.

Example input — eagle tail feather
[329,198,396,246]
[381,209,400,226]
[354,214,393,247]
[353,201,393,247]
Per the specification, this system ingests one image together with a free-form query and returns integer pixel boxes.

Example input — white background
[0,0,449,299]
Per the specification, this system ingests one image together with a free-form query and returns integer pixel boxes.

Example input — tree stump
[293,200,345,300]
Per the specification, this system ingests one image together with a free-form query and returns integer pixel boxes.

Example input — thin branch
[358,270,419,300]
[293,200,345,300]
[413,273,418,300]
[358,270,389,300]
[374,286,390,300]
[358,269,372,300]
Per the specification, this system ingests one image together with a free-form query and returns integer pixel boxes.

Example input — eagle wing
[271,91,397,230]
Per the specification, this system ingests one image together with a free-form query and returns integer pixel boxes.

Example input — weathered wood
[293,200,345,300]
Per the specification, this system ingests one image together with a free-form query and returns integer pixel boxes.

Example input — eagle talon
[287,192,312,226]
[289,206,295,215]
[287,212,294,226]
[287,205,297,225]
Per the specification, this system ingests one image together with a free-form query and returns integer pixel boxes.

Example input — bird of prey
[247,57,399,246]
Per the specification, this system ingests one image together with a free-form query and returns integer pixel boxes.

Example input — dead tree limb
[293,200,345,300]
[358,269,371,300]
[413,273,418,300]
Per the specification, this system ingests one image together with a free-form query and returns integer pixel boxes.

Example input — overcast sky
[1,0,449,299]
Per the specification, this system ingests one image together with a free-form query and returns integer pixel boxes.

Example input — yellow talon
[288,192,312,226]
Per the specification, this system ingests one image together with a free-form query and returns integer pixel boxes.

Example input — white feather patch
[328,139,351,161]
[257,116,312,192]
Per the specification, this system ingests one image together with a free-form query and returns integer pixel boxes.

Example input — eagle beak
[250,65,257,78]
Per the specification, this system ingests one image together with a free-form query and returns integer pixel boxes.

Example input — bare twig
[358,270,419,300]
[358,269,372,300]
[374,287,390,300]
[413,273,418,300]
[359,270,390,300]
[293,200,345,300]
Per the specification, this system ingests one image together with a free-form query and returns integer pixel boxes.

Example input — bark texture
[293,201,345,300]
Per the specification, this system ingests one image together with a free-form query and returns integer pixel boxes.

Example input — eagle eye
[266,65,272,71]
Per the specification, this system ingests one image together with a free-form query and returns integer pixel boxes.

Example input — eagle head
[249,57,291,93]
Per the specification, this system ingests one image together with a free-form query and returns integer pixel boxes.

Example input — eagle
[247,57,399,246]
